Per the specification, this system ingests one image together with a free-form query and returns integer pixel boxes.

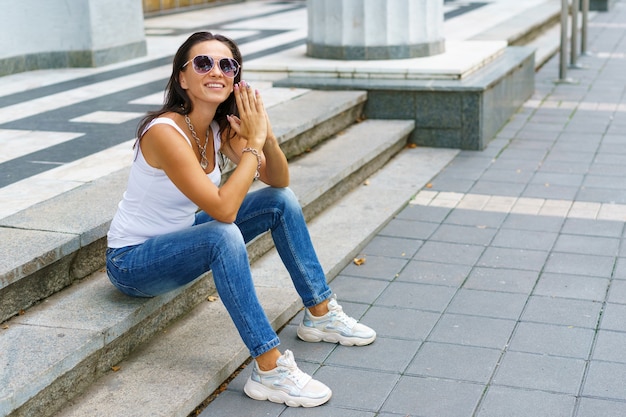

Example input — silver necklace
[184,114,210,169]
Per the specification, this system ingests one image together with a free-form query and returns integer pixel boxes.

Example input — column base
[307,39,445,60]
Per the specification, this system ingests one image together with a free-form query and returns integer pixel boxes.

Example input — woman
[106,31,376,408]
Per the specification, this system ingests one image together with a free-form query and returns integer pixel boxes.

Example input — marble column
[307,0,445,60]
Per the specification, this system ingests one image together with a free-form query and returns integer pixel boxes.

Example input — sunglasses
[182,55,240,78]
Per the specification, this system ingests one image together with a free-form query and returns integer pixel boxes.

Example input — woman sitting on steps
[105,31,376,408]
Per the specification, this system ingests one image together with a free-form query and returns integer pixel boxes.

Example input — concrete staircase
[0,88,457,417]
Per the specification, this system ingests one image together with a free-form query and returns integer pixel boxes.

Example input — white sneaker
[297,295,377,346]
[243,350,332,407]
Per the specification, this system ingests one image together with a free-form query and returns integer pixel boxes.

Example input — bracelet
[242,147,261,180]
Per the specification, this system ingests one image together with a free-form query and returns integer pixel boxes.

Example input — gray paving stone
[607,279,626,304]
[394,204,452,223]
[414,241,486,266]
[282,405,376,417]
[478,247,549,271]
[381,375,484,417]
[361,235,423,259]
[491,228,558,251]
[406,342,501,383]
[446,288,527,320]
[502,213,564,232]
[533,272,609,301]
[476,386,576,417]
[325,336,421,373]
[592,330,626,363]
[198,390,283,417]
[429,223,497,246]
[493,351,586,394]
[313,366,398,412]
[339,254,408,281]
[538,160,591,175]
[521,295,603,328]
[463,267,539,294]
[428,314,516,349]
[326,275,389,305]
[599,303,626,332]
[377,218,439,240]
[470,180,526,197]
[376,281,457,312]
[544,252,615,278]
[398,260,472,287]
[561,218,624,238]
[521,183,579,200]
[508,322,595,359]
[428,176,476,193]
[530,172,585,187]
[553,234,621,257]
[444,209,508,229]
[362,305,440,340]
[583,361,626,401]
[576,397,626,417]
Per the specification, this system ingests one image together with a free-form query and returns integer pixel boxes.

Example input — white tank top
[107,117,222,248]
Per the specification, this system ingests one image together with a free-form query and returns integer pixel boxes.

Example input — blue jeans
[106,187,332,357]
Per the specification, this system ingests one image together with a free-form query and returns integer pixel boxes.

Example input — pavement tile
[490,228,558,251]
[339,254,408,281]
[476,386,576,417]
[583,361,626,401]
[313,366,398,412]
[414,241,486,266]
[377,218,439,240]
[361,305,440,341]
[325,275,389,305]
[428,314,516,349]
[397,260,471,287]
[380,375,484,417]
[599,303,626,332]
[395,204,452,223]
[521,295,603,328]
[477,247,549,271]
[543,252,615,278]
[592,330,626,363]
[576,397,626,417]
[446,288,527,320]
[501,213,565,232]
[429,223,497,246]
[376,281,457,312]
[507,322,595,358]
[470,180,527,197]
[553,234,621,256]
[463,267,539,294]
[493,351,586,394]
[561,217,624,237]
[443,209,508,228]
[406,342,501,383]
[360,235,422,259]
[533,272,609,301]
[325,336,421,373]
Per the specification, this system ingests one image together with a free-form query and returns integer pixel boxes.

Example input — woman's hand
[228,81,267,150]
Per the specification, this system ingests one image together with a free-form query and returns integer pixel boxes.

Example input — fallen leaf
[407,143,418,148]
[207,295,219,302]
[363,179,370,186]
[2,325,8,330]
[425,183,433,188]
[111,366,121,372]
[353,257,366,266]
[18,310,25,316]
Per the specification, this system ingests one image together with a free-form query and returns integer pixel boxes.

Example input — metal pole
[570,0,580,67]
[559,0,569,80]
[581,0,588,54]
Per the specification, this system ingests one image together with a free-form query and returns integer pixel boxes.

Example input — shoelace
[328,303,357,328]
[277,351,311,388]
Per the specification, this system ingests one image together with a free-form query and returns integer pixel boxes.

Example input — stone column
[0,0,147,76]
[307,0,445,60]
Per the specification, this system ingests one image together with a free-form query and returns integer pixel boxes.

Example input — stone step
[1,116,417,417]
[0,89,366,324]
[52,143,458,417]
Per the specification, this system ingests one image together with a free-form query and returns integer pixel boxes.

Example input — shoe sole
[297,325,376,346]
[244,379,332,407]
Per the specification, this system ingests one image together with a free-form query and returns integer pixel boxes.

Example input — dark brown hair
[136,31,242,143]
